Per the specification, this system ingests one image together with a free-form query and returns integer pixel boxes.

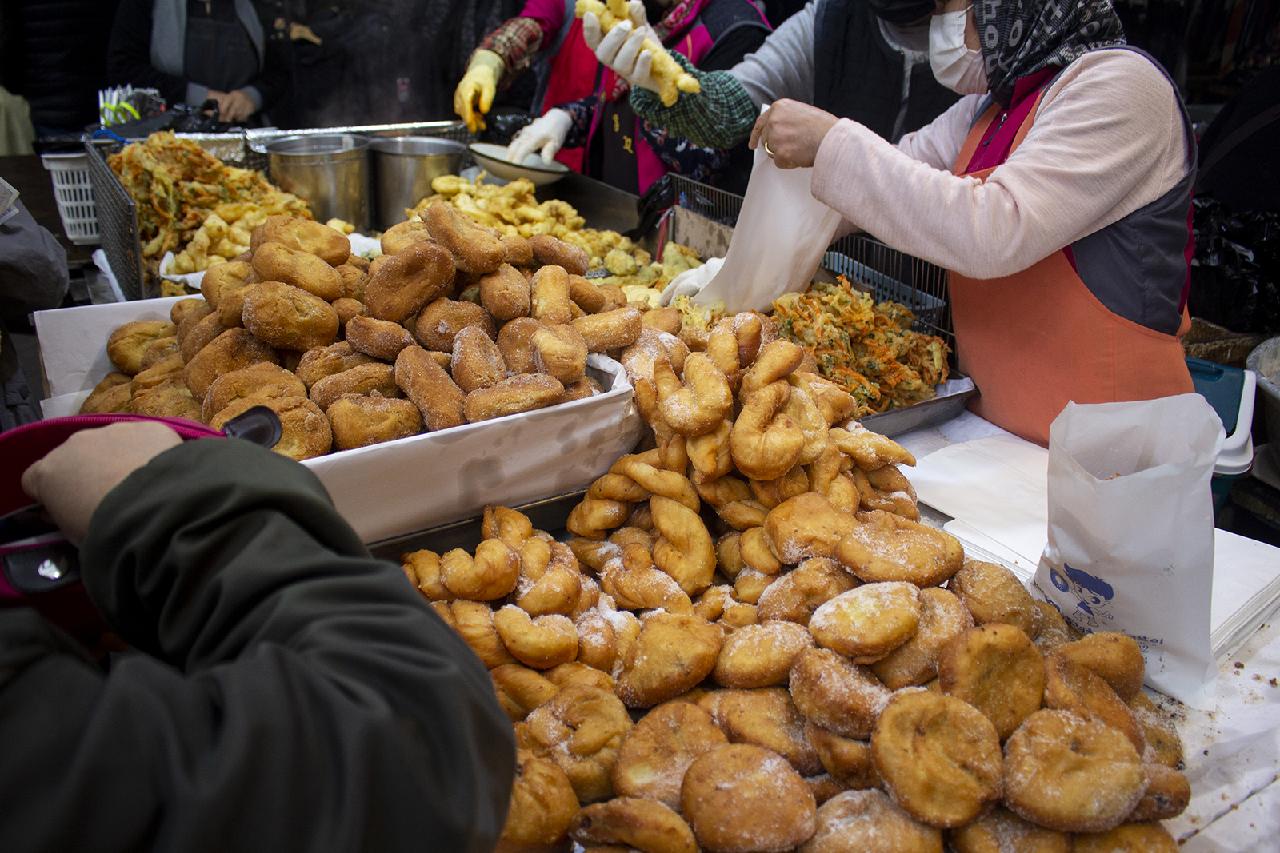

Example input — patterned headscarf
[976,0,1126,105]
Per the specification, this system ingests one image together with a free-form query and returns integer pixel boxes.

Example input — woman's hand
[749,100,840,169]
[213,89,256,123]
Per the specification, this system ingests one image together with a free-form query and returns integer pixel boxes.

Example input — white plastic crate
[40,152,99,245]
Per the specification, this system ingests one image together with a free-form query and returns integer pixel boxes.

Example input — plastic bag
[1033,395,1224,704]
[691,133,842,312]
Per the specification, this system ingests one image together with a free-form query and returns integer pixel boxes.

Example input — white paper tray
[34,298,644,542]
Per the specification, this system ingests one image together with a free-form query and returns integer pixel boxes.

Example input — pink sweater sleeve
[519,0,567,40]
[811,50,1191,279]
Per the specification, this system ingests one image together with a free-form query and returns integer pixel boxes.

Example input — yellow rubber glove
[454,49,504,133]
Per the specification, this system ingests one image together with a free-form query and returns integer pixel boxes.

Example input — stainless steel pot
[370,136,467,231]
[266,134,371,231]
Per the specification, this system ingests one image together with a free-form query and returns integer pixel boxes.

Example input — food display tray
[368,490,586,558]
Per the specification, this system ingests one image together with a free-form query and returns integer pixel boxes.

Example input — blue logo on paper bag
[1049,564,1115,629]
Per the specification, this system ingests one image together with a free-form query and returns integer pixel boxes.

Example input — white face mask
[929,8,988,95]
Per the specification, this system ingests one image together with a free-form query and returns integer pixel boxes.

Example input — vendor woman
[745,0,1195,445]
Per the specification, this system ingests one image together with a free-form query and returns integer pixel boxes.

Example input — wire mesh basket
[84,139,148,299]
[662,174,953,346]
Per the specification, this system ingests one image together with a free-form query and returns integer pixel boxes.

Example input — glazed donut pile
[403,310,1188,852]
[81,212,652,458]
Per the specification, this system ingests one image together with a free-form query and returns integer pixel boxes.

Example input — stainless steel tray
[367,490,586,558]
[860,376,977,437]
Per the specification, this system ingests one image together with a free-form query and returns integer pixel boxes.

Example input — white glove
[582,4,661,96]
[661,257,724,306]
[506,108,573,165]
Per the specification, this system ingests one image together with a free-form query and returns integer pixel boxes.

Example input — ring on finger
[763,139,776,158]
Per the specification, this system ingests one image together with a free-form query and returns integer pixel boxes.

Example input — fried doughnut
[494,606,578,670]
[938,624,1044,740]
[857,465,920,519]
[477,263,531,322]
[326,394,422,450]
[1129,693,1183,769]
[531,324,587,384]
[130,354,185,394]
[1072,823,1178,853]
[739,527,783,575]
[714,621,813,688]
[545,661,614,693]
[871,587,973,689]
[616,611,722,708]
[517,540,584,617]
[734,567,773,604]
[253,215,351,265]
[447,600,517,668]
[80,372,133,414]
[748,466,810,511]
[449,325,507,393]
[805,724,878,789]
[184,328,278,399]
[209,394,332,460]
[364,240,457,322]
[1032,600,1075,653]
[872,691,1002,827]
[402,548,451,602]
[572,307,643,353]
[395,345,466,430]
[336,264,368,301]
[326,297,362,327]
[379,219,432,256]
[108,320,178,375]
[718,687,823,776]
[1043,653,1144,754]
[638,307,679,336]
[518,685,632,802]
[620,328,689,386]
[495,317,545,374]
[171,296,211,328]
[201,260,252,308]
[201,361,306,422]
[529,234,589,275]
[423,201,506,274]
[789,647,891,738]
[756,559,854,625]
[652,354,732,437]
[562,275,604,313]
[251,241,343,301]
[610,455,698,509]
[731,382,804,480]
[130,379,202,420]
[809,582,920,664]
[571,799,697,853]
[413,296,496,352]
[1003,709,1145,833]
[829,424,917,470]
[501,750,580,846]
[1129,763,1190,821]
[464,373,564,422]
[240,281,339,351]
[562,376,600,401]
[681,743,816,853]
[491,664,560,721]
[139,335,180,371]
[573,608,623,672]
[761,493,855,565]
[685,419,733,483]
[293,341,373,388]
[836,510,964,587]
[948,559,1039,638]
[531,264,573,325]
[650,495,716,596]
[440,539,520,600]
[790,372,856,426]
[802,789,942,853]
[739,339,804,396]
[567,498,630,540]
[600,547,693,614]
[178,312,226,363]
[210,279,253,328]
[344,315,414,361]
[948,806,1069,853]
[309,363,397,410]
[501,233,534,267]
[1056,633,1145,702]
[612,701,727,809]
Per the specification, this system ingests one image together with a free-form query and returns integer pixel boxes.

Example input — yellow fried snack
[1129,692,1184,769]
[494,606,578,669]
[582,2,699,107]
[741,339,805,396]
[1071,823,1178,853]
[108,320,178,375]
[401,548,450,602]
[809,582,920,663]
[570,798,698,853]
[804,723,878,789]
[1032,600,1075,653]
[717,687,823,776]
[478,263,531,322]
[948,559,1039,638]
[444,600,515,668]
[242,281,339,351]
[756,557,858,624]
[788,647,891,740]
[653,354,733,437]
[530,264,573,325]
[871,587,973,689]
[947,806,1069,853]
[179,312,228,362]
[364,241,457,323]
[490,664,559,721]
[253,215,350,265]
[801,789,942,853]
[517,685,633,803]
[130,354,184,394]
[615,611,722,708]
[871,691,1003,828]
[713,621,813,688]
[332,297,366,327]
[938,624,1045,740]
[201,361,306,422]
[326,395,422,451]
[681,743,816,853]
[500,750,580,846]
[836,510,964,587]
[764,492,857,564]
[572,307,643,353]
[1002,709,1145,833]
[612,701,727,810]
[544,661,613,693]
[731,382,804,480]
[531,324,588,385]
[650,495,716,596]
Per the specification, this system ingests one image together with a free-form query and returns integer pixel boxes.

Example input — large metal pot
[266,133,371,231]
[370,137,467,230]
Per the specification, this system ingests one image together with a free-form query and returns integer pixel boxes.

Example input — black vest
[812,0,957,142]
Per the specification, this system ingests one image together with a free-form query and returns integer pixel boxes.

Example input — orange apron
[947,96,1194,446]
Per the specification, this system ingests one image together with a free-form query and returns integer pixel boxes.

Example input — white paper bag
[1034,395,1225,703]
[693,136,842,312]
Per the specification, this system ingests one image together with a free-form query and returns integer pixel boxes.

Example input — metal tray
[368,490,586,559]
[860,376,977,437]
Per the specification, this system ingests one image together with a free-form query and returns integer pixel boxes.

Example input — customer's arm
[2,436,513,853]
